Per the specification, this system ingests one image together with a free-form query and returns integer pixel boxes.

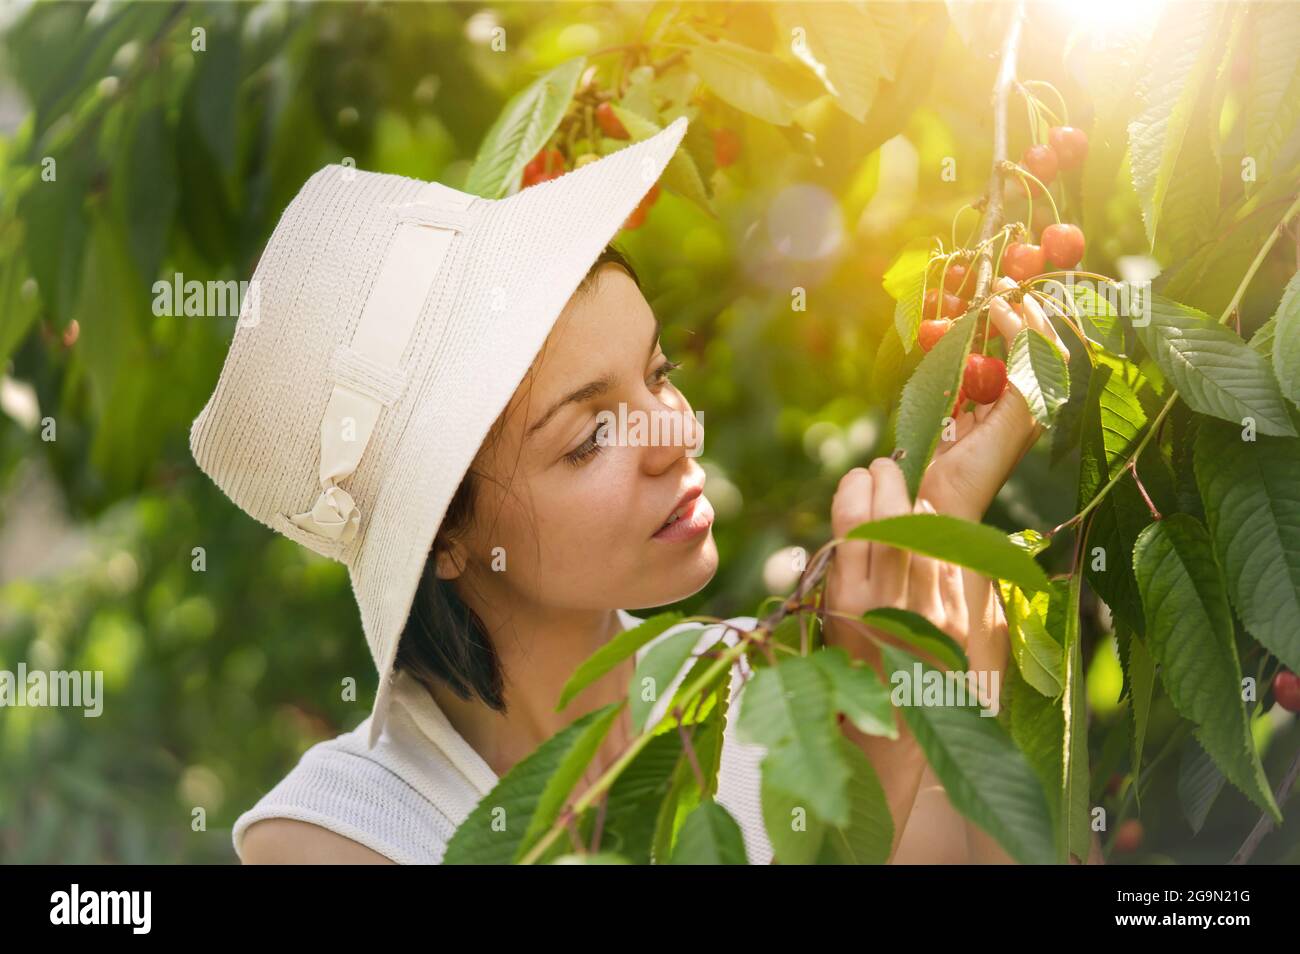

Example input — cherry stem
[950,203,977,251]
[1128,459,1162,521]
[1022,80,1069,126]
[1002,161,1061,225]
[1028,287,1098,363]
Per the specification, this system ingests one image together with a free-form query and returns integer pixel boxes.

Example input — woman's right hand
[822,457,973,671]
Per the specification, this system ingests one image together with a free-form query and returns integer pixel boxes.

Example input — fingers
[866,457,912,601]
[829,466,873,596]
[908,499,944,623]
[990,277,1069,360]
[1018,288,1071,360]
[988,278,1025,344]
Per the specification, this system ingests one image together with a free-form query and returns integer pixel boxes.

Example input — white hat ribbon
[285,184,476,548]
[291,480,361,542]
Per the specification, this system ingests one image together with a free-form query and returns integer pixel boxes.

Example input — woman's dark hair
[395,243,642,712]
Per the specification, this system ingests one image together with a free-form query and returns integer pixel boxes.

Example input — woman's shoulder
[231,723,460,865]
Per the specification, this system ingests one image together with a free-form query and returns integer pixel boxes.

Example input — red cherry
[1042,223,1085,269]
[923,289,967,320]
[1113,819,1144,854]
[1022,144,1058,184]
[1273,670,1300,713]
[622,182,662,230]
[1001,243,1046,282]
[943,263,970,295]
[522,147,565,187]
[918,318,951,353]
[595,102,630,140]
[1048,126,1089,170]
[713,127,741,167]
[962,353,1007,405]
[1105,773,1125,797]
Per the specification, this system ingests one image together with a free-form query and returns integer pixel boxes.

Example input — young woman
[192,117,1082,864]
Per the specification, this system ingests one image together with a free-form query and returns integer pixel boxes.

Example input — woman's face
[444,262,719,617]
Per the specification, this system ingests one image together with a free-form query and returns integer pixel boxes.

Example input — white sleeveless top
[232,611,773,864]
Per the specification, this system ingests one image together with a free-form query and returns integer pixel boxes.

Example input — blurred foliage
[0,1,1296,863]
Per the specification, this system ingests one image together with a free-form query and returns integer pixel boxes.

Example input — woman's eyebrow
[525,315,662,442]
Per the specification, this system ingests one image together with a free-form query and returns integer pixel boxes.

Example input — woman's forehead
[485,265,654,451]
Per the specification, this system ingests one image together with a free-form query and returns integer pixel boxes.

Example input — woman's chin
[656,532,719,604]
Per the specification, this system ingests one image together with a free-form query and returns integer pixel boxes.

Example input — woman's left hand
[918,278,1070,523]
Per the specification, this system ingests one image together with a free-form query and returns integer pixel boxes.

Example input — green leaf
[651,686,729,862]
[865,1,916,83]
[737,657,851,827]
[1008,328,1071,428]
[762,735,893,864]
[668,800,748,864]
[1128,634,1156,786]
[1005,656,1064,852]
[1126,3,1230,248]
[1242,6,1300,193]
[596,730,683,863]
[892,311,977,494]
[813,738,894,864]
[442,703,620,864]
[869,325,913,405]
[859,607,968,673]
[773,3,881,122]
[629,627,711,731]
[1177,735,1227,835]
[464,57,586,199]
[1076,358,1172,637]
[551,852,631,864]
[1064,281,1124,352]
[812,646,897,738]
[879,644,1055,864]
[1009,528,1050,557]
[882,245,928,351]
[608,105,714,217]
[996,582,1062,697]
[846,513,1051,593]
[117,95,177,283]
[557,612,684,711]
[1060,560,1091,863]
[1133,291,1296,437]
[1194,418,1300,672]
[0,252,39,368]
[683,27,825,126]
[1250,315,1276,361]
[1270,270,1300,408]
[1132,516,1280,821]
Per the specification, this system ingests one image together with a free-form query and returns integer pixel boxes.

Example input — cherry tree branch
[971,0,1026,302]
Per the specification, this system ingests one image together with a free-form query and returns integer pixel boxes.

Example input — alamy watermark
[595,403,704,457]
[0,664,103,716]
[890,662,1000,717]
[152,272,261,327]
[1035,274,1152,328]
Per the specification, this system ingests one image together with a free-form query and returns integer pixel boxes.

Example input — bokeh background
[1,0,1296,863]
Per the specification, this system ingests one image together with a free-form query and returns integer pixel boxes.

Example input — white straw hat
[190,115,689,748]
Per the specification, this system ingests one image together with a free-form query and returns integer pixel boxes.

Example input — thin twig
[971,0,1025,303]
[1230,745,1300,864]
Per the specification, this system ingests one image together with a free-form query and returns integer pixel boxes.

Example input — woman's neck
[426,599,634,782]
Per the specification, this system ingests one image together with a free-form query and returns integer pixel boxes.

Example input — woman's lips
[651,493,715,542]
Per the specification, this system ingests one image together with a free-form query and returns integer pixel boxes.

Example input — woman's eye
[563,424,605,468]
[650,358,681,388]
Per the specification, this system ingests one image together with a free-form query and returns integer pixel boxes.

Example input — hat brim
[359,116,690,748]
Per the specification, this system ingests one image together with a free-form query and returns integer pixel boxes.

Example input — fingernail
[890,448,907,461]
